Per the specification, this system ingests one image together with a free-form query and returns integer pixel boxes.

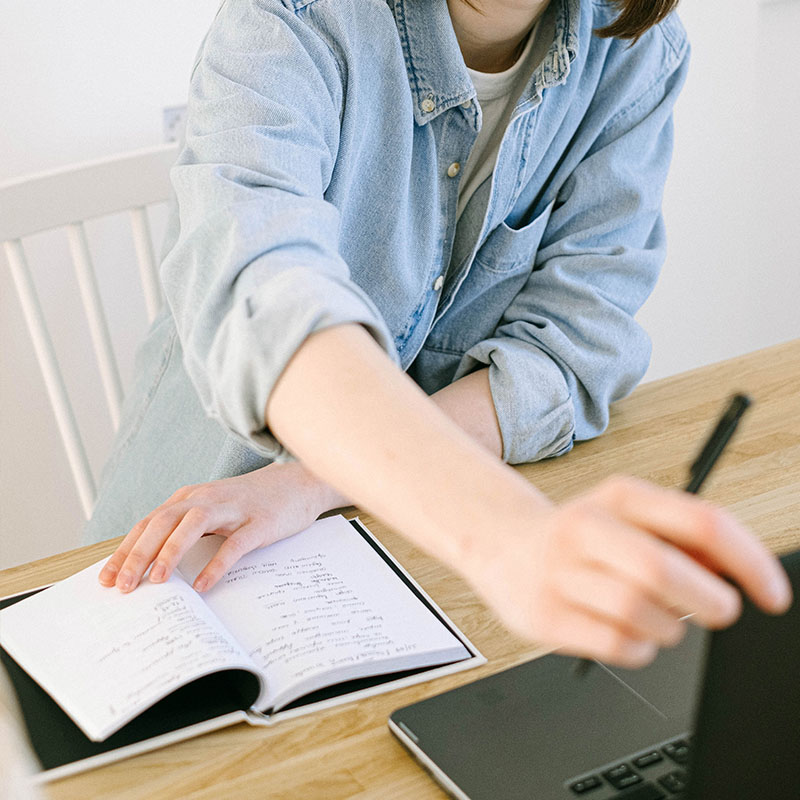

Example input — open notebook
[0,515,483,781]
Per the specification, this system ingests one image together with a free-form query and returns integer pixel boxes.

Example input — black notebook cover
[0,518,476,779]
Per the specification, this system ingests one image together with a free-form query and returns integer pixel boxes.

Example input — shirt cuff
[198,264,399,461]
[454,337,575,465]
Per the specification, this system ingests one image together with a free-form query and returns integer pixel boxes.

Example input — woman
[89,0,791,666]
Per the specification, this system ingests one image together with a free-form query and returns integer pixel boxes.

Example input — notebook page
[179,516,469,712]
[0,560,261,741]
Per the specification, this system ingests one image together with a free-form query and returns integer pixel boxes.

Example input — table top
[3,339,799,800]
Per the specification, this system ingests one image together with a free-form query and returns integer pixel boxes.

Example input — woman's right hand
[467,475,793,668]
[97,461,347,594]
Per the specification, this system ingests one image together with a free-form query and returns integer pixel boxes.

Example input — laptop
[389,547,800,799]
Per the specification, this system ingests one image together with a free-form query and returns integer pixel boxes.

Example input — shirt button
[461,99,472,109]
[421,97,435,113]
[433,275,444,291]
[447,162,461,178]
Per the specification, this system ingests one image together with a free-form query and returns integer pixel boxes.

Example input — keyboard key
[614,782,668,800]
[603,763,643,790]
[662,740,691,765]
[569,775,602,794]
[633,751,664,769]
[658,769,687,793]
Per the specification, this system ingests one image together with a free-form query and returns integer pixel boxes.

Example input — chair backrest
[0,143,180,519]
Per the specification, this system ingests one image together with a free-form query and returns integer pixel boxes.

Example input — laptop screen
[684,547,800,798]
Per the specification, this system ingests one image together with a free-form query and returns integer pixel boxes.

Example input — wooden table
[3,339,799,799]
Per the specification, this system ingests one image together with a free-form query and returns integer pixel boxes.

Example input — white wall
[641,0,800,380]
[2,0,799,570]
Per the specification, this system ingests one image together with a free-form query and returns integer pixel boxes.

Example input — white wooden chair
[0,143,180,519]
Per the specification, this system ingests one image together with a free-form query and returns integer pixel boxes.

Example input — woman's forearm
[265,324,548,570]
[311,364,504,511]
[429,367,504,458]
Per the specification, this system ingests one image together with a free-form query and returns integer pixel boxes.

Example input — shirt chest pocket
[473,198,556,274]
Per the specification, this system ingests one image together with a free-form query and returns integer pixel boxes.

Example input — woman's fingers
[192,525,266,592]
[576,505,742,629]
[113,503,230,592]
[98,516,151,586]
[540,602,659,669]
[193,516,316,592]
[593,477,792,614]
[556,567,686,649]
[147,504,235,585]
[96,467,330,595]
[97,486,197,588]
[113,509,184,592]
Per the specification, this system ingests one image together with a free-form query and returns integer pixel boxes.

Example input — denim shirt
[84,0,689,542]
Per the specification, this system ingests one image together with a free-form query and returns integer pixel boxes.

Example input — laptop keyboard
[567,735,692,799]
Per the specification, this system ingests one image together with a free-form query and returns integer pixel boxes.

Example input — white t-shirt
[456,19,543,222]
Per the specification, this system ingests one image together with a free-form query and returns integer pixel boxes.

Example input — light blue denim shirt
[84,0,689,543]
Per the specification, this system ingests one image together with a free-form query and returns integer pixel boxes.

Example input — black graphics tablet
[390,548,800,800]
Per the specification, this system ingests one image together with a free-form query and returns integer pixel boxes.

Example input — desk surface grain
[3,339,799,800]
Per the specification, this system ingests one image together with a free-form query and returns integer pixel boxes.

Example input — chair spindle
[4,238,97,518]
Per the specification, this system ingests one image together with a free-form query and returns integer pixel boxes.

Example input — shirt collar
[391,0,580,126]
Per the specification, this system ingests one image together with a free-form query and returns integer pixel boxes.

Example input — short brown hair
[594,0,681,43]
[456,0,681,44]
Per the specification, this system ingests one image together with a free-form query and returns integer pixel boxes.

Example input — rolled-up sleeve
[160,0,397,460]
[454,40,691,465]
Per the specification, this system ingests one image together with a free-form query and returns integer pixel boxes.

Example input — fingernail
[721,590,741,624]
[770,574,792,611]
[150,563,166,583]
[99,563,117,583]
[194,576,208,592]
[117,572,133,592]
[627,641,657,667]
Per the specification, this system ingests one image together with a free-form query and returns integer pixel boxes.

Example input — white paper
[179,516,469,711]
[0,560,260,741]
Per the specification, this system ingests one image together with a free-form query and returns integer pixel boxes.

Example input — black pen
[573,393,752,677]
